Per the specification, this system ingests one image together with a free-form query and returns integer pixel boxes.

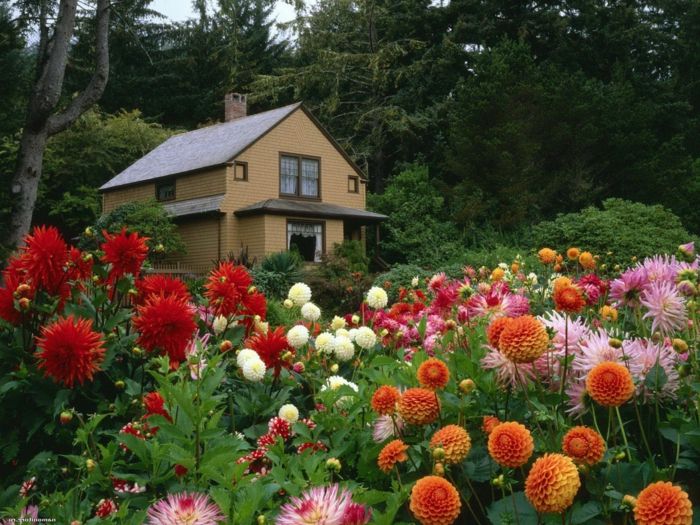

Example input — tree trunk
[6,130,49,248]
[3,0,110,249]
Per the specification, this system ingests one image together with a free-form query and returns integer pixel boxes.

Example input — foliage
[369,164,462,265]
[252,251,303,299]
[530,199,696,266]
[83,199,185,260]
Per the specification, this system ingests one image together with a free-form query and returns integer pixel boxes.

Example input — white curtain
[287,222,322,262]
[301,159,319,197]
[281,156,298,194]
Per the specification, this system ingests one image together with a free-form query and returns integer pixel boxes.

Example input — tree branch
[47,0,111,135]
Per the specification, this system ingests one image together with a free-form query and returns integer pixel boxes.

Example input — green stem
[615,407,631,461]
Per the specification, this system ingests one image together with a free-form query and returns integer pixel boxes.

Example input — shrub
[530,199,695,265]
[252,251,304,299]
[82,199,185,261]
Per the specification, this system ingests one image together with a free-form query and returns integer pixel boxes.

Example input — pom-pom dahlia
[482,416,502,435]
[409,476,461,525]
[288,282,312,307]
[538,248,557,265]
[487,317,512,349]
[35,315,105,388]
[430,425,471,464]
[562,426,606,465]
[498,315,549,363]
[417,358,450,390]
[525,453,581,514]
[371,385,400,415]
[487,422,534,468]
[398,388,440,426]
[377,439,409,473]
[146,492,225,524]
[634,481,693,525]
[586,361,635,407]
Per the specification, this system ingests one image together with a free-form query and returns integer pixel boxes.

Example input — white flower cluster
[321,375,359,407]
[288,282,312,307]
[278,403,299,424]
[354,326,377,350]
[287,325,310,348]
[366,286,388,309]
[330,315,346,330]
[237,348,266,381]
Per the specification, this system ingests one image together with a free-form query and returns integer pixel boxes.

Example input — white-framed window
[287,221,323,262]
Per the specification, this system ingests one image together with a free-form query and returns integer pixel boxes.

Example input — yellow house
[99,94,387,268]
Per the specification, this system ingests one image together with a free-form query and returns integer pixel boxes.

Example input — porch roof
[163,194,225,218]
[234,199,388,223]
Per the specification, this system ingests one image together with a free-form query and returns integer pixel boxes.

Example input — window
[288,221,323,262]
[280,154,319,198]
[156,180,175,201]
[234,161,248,181]
[348,175,359,193]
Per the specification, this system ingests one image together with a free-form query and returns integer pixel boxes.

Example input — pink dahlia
[481,348,534,387]
[624,338,680,401]
[639,281,687,335]
[609,268,647,308]
[466,283,529,319]
[372,414,404,443]
[540,311,590,353]
[573,329,623,376]
[576,274,607,305]
[276,484,370,525]
[146,492,225,525]
[640,255,681,285]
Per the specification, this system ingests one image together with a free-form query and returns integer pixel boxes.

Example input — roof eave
[98,163,228,193]
[234,207,387,223]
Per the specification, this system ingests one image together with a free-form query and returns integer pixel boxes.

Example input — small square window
[156,180,175,201]
[348,176,359,193]
[234,161,248,181]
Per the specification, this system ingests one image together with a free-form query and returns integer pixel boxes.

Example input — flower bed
[0,227,697,524]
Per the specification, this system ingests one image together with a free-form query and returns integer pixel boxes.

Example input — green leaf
[487,492,538,525]
[644,364,668,391]
[571,501,602,525]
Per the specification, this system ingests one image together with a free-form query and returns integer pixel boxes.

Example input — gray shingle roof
[234,199,388,222]
[162,194,225,218]
[100,103,302,191]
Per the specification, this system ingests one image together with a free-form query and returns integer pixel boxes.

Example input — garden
[0,222,698,524]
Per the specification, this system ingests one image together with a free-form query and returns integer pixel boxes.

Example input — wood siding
[170,217,220,266]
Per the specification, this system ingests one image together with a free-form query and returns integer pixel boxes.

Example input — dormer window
[156,179,175,201]
[280,154,319,198]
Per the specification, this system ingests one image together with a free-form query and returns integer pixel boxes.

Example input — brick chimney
[225,93,247,121]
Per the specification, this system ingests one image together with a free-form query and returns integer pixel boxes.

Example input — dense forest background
[1,0,699,263]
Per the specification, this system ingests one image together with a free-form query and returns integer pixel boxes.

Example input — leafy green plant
[252,251,304,299]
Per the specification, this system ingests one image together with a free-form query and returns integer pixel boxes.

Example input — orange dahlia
[553,284,586,314]
[371,385,401,415]
[488,421,534,468]
[377,439,409,473]
[525,453,581,514]
[567,247,580,260]
[409,476,461,525]
[498,315,549,363]
[562,426,606,465]
[35,315,105,388]
[599,305,618,322]
[538,248,557,265]
[430,425,471,464]
[579,251,596,270]
[482,415,502,435]
[398,388,440,426]
[487,317,511,349]
[417,358,450,390]
[553,276,573,294]
[586,361,635,407]
[634,481,693,525]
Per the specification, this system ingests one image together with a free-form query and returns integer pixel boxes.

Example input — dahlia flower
[315,332,335,354]
[538,248,557,264]
[488,422,534,468]
[553,284,586,313]
[204,262,252,317]
[371,385,400,415]
[288,282,312,306]
[417,358,450,390]
[211,314,228,335]
[236,348,260,367]
[18,225,69,296]
[573,329,623,376]
[366,286,388,309]
[278,404,300,424]
[481,348,534,387]
[299,301,320,322]
[372,414,404,442]
[640,281,687,335]
[634,481,693,525]
[35,315,105,388]
[398,388,440,426]
[525,453,581,513]
[430,425,471,464]
[101,227,149,281]
[287,325,310,348]
[136,274,190,305]
[409,476,461,525]
[624,338,680,401]
[321,376,358,408]
[562,426,606,465]
[242,357,266,381]
[586,361,635,407]
[378,439,409,473]
[276,484,370,525]
[498,315,549,364]
[330,315,346,330]
[354,327,377,350]
[333,335,355,362]
[146,492,225,524]
[246,326,294,377]
[95,498,118,518]
[609,267,647,308]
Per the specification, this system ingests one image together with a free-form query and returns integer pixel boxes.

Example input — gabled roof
[234,199,387,223]
[100,103,301,191]
[162,194,225,218]
[100,102,367,192]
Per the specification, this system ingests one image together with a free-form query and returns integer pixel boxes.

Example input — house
[99,94,387,268]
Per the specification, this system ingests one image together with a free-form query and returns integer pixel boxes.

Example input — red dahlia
[132,293,196,368]
[204,262,253,316]
[35,315,105,387]
[143,391,172,422]
[0,269,29,325]
[101,228,149,281]
[136,274,191,305]
[18,225,69,296]
[67,246,94,282]
[245,326,293,377]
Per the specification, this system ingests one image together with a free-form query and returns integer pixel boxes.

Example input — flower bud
[86,458,97,471]
[212,315,228,335]
[281,351,293,362]
[248,286,257,294]
[672,338,689,354]
[128,288,138,296]
[614,450,626,462]
[433,462,445,476]
[257,516,266,525]
[84,226,94,237]
[292,362,305,373]
[622,494,637,509]
[132,346,143,357]
[219,340,233,353]
[114,380,125,390]
[60,411,73,425]
[380,329,389,338]
[283,299,294,309]
[16,283,31,296]
[432,447,445,460]
[326,458,341,472]
[351,314,360,324]
[491,474,505,487]
[18,297,31,310]
[459,379,476,394]
[330,363,339,373]
[445,320,456,330]
[609,338,623,349]
[155,243,165,253]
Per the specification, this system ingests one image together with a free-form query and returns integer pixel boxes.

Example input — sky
[150,0,297,25]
